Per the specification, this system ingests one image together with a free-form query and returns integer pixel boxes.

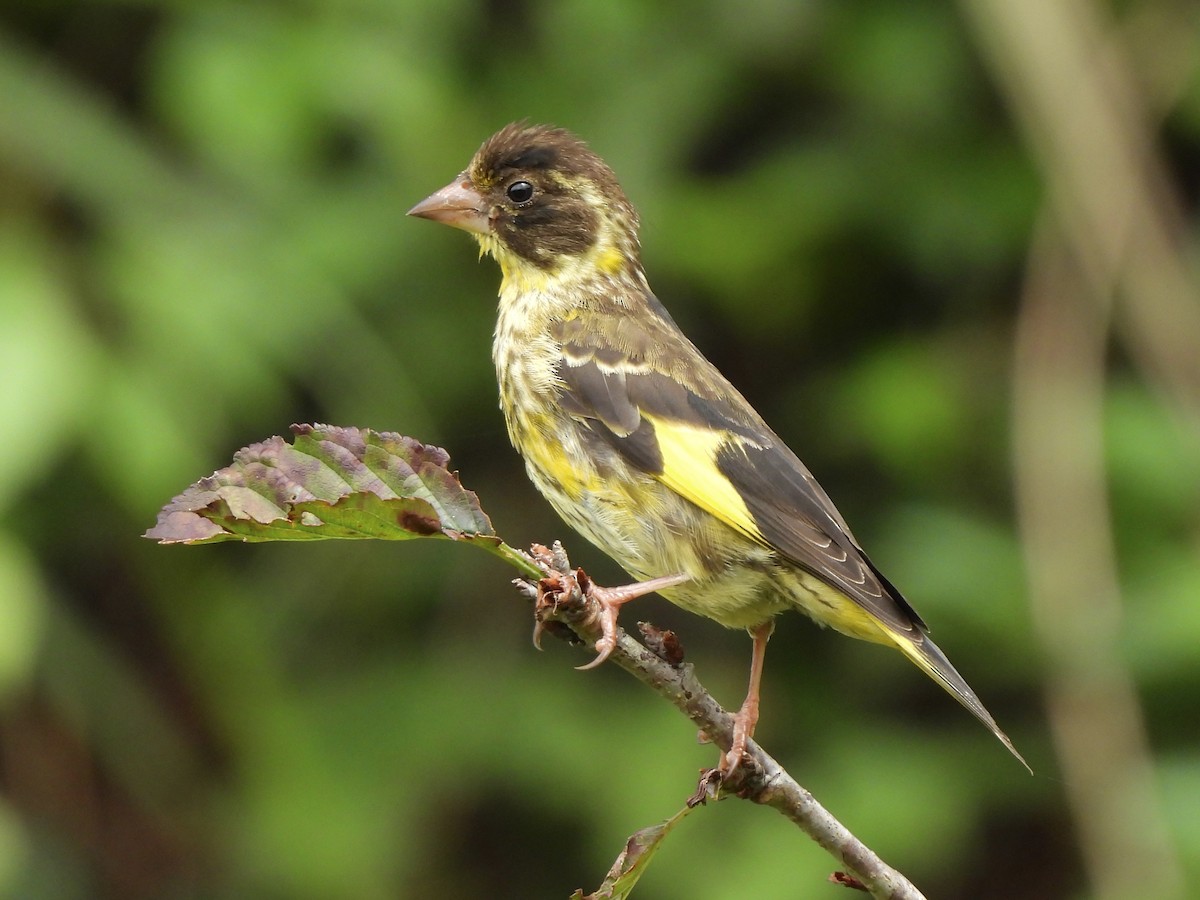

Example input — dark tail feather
[891,630,1031,773]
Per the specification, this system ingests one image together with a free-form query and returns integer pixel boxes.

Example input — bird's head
[409,123,641,288]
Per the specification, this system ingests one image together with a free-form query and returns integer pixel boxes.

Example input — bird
[408,122,1027,776]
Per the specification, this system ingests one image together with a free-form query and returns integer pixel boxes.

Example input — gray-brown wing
[552,309,926,634]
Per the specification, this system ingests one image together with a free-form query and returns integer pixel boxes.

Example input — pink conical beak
[408,175,491,236]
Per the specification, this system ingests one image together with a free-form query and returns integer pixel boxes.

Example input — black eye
[506,180,534,204]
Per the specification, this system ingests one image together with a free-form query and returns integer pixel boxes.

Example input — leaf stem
[478,539,546,580]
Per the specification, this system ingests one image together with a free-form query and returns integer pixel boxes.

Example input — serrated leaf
[144,424,496,545]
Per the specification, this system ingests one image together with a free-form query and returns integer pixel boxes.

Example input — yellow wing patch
[645,415,909,648]
[642,414,763,545]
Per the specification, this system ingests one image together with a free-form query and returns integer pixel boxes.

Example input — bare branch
[525,543,928,900]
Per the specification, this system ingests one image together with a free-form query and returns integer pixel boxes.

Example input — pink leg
[720,620,775,777]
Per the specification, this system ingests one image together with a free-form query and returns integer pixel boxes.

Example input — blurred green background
[1,1,1198,897]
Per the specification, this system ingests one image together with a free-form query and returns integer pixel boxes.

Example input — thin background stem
[961,1,1198,897]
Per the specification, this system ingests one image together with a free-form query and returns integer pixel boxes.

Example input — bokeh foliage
[1,1,1198,898]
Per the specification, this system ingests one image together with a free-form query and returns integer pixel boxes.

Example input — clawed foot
[718,695,759,778]
[691,731,759,805]
[574,571,690,670]
[691,705,759,804]
[694,692,757,786]
[522,544,688,669]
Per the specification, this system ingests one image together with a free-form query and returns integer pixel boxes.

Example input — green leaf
[571,803,699,900]
[144,424,496,545]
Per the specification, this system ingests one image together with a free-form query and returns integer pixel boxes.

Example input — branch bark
[523,543,927,900]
